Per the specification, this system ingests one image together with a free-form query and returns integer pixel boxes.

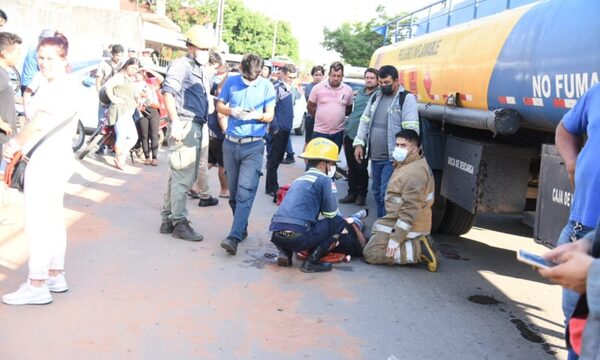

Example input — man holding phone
[216,53,276,255]
[538,228,599,359]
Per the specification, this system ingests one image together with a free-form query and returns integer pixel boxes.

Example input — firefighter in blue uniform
[269,138,347,273]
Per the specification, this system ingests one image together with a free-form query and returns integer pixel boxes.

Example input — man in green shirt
[340,68,378,206]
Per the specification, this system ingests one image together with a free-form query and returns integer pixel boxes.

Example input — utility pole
[271,21,277,59]
[216,0,225,48]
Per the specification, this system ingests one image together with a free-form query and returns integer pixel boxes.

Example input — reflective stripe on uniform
[426,192,434,202]
[322,209,339,218]
[373,223,393,234]
[396,220,412,231]
[295,174,317,183]
[402,121,419,130]
[404,241,415,263]
[407,231,425,239]
[385,194,404,204]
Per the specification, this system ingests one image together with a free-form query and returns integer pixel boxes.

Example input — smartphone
[516,250,555,269]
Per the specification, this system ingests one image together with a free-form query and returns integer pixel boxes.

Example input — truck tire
[431,170,446,234]
[72,120,85,152]
[437,201,476,236]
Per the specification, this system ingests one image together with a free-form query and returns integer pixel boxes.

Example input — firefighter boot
[301,246,333,273]
[419,235,439,272]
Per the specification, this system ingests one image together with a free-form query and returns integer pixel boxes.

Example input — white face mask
[242,76,258,86]
[194,50,209,65]
[393,147,410,162]
[327,165,336,178]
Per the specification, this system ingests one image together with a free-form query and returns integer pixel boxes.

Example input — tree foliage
[166,0,299,61]
[321,6,410,67]
[322,20,383,67]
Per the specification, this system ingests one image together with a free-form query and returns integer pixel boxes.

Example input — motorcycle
[77,113,168,161]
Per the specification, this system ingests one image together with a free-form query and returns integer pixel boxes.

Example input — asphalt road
[0,134,566,359]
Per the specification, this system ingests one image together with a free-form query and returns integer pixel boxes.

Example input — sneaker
[351,208,369,220]
[355,194,366,206]
[339,194,357,204]
[2,281,53,305]
[198,196,219,207]
[46,273,68,293]
[419,235,439,272]
[95,145,108,155]
[242,229,248,240]
[281,157,295,164]
[221,236,240,255]
[172,219,204,242]
[159,221,174,234]
[187,190,200,199]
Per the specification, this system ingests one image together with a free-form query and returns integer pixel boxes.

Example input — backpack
[370,89,411,110]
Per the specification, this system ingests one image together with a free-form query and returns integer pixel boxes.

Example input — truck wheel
[294,119,304,135]
[431,170,446,234]
[437,201,476,236]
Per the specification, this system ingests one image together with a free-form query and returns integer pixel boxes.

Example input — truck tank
[370,0,600,132]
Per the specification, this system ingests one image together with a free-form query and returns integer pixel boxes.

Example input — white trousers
[115,111,138,162]
[24,145,73,280]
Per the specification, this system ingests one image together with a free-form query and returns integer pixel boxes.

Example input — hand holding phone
[516,250,555,269]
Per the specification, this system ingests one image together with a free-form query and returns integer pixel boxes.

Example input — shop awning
[142,19,186,50]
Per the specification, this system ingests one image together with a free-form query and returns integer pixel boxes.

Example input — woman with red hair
[2,32,79,305]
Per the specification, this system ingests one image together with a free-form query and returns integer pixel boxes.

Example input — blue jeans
[285,136,294,157]
[557,220,594,360]
[312,131,344,153]
[371,159,394,218]
[223,139,264,240]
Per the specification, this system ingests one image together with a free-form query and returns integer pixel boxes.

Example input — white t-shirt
[23,75,80,156]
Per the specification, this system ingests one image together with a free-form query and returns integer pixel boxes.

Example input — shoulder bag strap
[24,112,78,159]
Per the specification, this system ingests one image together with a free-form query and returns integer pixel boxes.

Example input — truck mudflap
[534,145,572,247]
[441,136,534,215]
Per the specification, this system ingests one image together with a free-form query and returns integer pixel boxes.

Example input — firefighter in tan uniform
[363,129,439,272]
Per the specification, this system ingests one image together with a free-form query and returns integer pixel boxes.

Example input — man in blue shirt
[216,53,276,255]
[269,138,347,273]
[555,82,600,359]
[159,26,213,242]
[265,64,297,196]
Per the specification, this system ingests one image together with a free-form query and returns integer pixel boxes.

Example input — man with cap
[159,25,214,241]
[269,137,348,273]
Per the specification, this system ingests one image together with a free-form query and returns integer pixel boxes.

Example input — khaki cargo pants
[161,121,202,225]
[363,218,425,265]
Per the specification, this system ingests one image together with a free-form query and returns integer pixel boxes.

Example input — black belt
[225,134,263,144]
[275,230,301,239]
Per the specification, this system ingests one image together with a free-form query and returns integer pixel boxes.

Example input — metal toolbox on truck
[534,145,572,247]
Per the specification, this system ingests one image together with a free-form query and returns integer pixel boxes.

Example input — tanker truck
[370,0,599,246]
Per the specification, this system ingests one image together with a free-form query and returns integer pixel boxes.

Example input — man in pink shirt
[306,62,353,152]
